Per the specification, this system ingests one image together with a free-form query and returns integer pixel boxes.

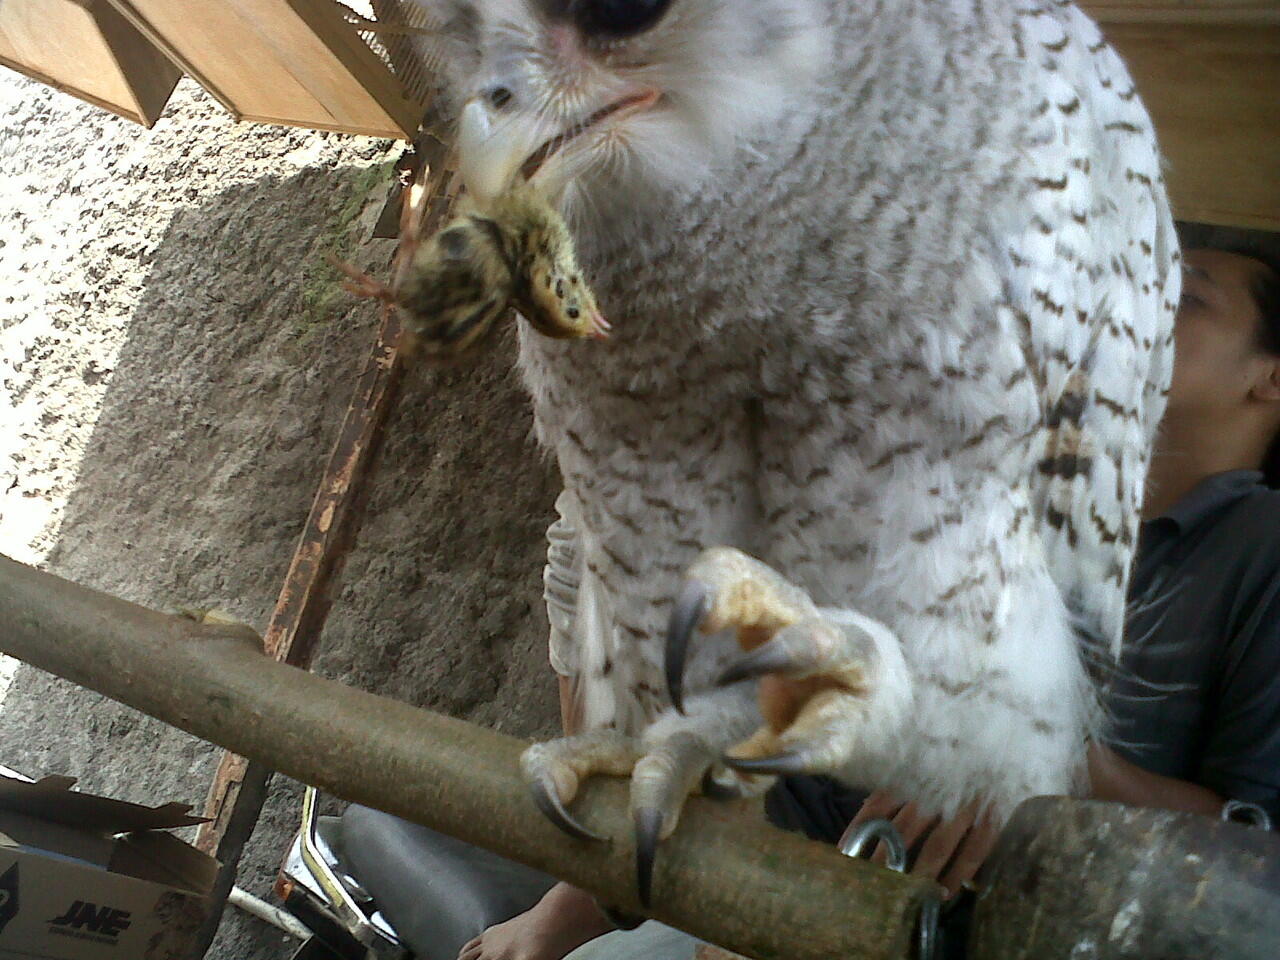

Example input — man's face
[1167,249,1275,417]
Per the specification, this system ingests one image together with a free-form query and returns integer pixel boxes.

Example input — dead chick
[337,179,608,360]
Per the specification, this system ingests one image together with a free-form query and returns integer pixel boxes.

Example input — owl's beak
[457,98,545,204]
[457,88,662,204]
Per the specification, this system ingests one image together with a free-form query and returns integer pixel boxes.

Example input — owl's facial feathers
[547,0,676,40]
[520,88,662,181]
[452,0,828,227]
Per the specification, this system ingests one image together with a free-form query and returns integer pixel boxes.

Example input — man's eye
[1179,292,1204,309]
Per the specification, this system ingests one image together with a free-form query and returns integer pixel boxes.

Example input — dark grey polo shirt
[1109,470,1280,821]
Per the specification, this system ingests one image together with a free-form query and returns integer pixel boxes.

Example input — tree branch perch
[0,553,935,960]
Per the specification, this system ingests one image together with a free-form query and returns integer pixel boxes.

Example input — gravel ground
[0,73,560,959]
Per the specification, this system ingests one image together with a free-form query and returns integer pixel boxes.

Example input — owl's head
[432,0,828,231]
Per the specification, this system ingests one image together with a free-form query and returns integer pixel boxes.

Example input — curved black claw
[634,806,663,909]
[715,639,794,687]
[723,751,809,777]
[665,580,709,714]
[529,774,607,842]
[700,766,748,802]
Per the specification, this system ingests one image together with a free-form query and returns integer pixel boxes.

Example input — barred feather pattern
[416,0,1179,821]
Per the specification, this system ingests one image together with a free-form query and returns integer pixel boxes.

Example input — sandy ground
[0,73,561,959]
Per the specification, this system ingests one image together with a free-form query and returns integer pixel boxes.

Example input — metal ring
[839,820,938,960]
[917,896,941,960]
[1222,799,1272,831]
[594,900,645,931]
[839,818,909,872]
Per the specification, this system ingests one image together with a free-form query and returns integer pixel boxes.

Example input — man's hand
[840,790,1000,898]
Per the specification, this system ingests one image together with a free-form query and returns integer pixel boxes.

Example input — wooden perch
[0,552,936,960]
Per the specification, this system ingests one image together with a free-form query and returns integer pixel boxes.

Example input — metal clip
[839,819,939,960]
[1222,799,1272,832]
[839,818,908,870]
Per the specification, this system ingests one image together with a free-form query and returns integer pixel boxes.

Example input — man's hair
[1233,248,1280,487]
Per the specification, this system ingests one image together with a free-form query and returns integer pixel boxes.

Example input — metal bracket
[839,819,939,960]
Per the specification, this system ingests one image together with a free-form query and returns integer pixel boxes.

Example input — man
[1089,247,1280,821]
[453,247,1280,959]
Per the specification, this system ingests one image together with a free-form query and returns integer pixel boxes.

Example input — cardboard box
[0,772,217,960]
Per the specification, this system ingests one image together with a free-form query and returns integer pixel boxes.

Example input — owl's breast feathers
[520,0,1176,734]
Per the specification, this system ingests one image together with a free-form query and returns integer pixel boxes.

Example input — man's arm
[844,751,1227,898]
[1087,742,1225,815]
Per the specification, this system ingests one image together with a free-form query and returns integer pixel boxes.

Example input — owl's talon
[522,732,646,841]
[699,765,750,801]
[665,579,711,713]
[634,806,663,908]
[722,750,809,776]
[528,772,607,842]
[714,638,796,687]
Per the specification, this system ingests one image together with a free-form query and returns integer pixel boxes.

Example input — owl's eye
[570,0,674,39]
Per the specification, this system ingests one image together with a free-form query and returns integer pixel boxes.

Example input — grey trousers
[340,806,701,960]
[564,922,700,960]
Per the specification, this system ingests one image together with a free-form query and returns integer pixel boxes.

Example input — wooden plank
[106,0,421,138]
[285,0,424,135]
[188,299,408,953]
[1084,1,1280,25]
[0,0,179,126]
[1103,22,1280,230]
[188,288,408,949]
[91,0,182,123]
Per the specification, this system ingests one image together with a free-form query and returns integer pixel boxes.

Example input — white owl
[402,0,1180,904]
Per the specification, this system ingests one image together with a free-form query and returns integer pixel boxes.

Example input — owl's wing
[1011,9,1179,663]
[543,489,651,735]
[543,491,583,684]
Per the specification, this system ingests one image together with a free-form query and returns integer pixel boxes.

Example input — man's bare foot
[457,882,616,960]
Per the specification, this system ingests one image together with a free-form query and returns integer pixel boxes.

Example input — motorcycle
[276,787,555,960]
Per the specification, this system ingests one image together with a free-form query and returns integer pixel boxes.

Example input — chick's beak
[457,98,545,204]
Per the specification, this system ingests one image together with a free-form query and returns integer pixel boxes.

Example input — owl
[403,0,1180,904]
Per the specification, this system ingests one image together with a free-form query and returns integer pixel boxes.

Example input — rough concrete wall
[0,75,561,959]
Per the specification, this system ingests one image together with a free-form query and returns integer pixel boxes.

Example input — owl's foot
[520,697,761,907]
[667,547,897,776]
[627,729,759,906]
[521,730,641,842]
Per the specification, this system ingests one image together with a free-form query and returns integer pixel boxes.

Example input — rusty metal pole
[191,135,456,955]
[0,553,937,960]
[189,280,408,954]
